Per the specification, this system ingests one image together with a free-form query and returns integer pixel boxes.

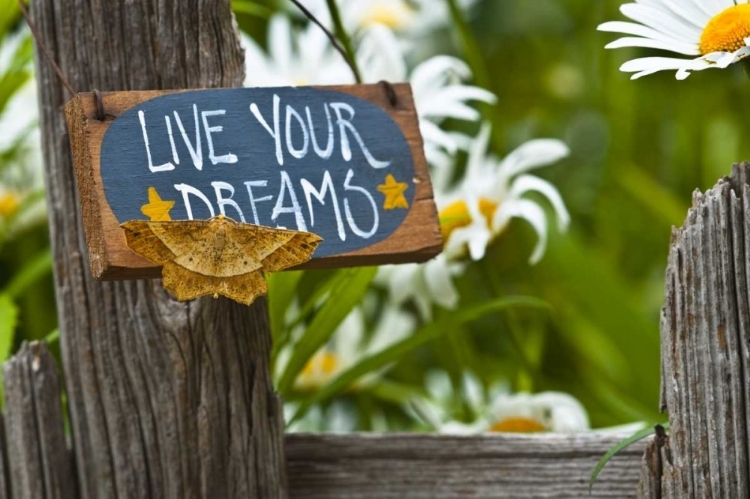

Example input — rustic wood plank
[30,0,287,497]
[643,163,750,497]
[65,85,441,280]
[2,342,76,499]
[0,414,9,499]
[286,433,646,498]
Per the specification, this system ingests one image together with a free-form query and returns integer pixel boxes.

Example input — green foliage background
[3,0,747,429]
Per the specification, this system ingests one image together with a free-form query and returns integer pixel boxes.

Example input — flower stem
[444,0,491,90]
[324,0,362,83]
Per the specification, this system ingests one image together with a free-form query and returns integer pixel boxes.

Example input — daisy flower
[291,0,478,39]
[440,124,570,263]
[242,14,353,86]
[599,0,750,80]
[375,254,463,321]
[357,25,496,178]
[411,371,590,434]
[376,126,569,319]
[283,306,416,392]
[241,20,495,175]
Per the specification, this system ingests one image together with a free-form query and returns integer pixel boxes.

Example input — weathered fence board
[0,415,8,499]
[30,0,286,497]
[2,342,74,499]
[641,163,750,497]
[285,433,646,498]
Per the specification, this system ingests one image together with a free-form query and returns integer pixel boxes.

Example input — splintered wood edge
[64,84,443,280]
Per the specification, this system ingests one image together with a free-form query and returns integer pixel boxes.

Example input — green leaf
[44,328,59,345]
[590,423,669,492]
[267,271,303,340]
[276,266,378,394]
[0,0,20,42]
[0,34,33,114]
[0,293,18,363]
[271,270,342,366]
[290,296,549,424]
[4,249,52,298]
[231,0,273,19]
[617,165,687,228]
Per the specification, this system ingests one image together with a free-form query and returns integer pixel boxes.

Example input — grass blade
[290,296,548,424]
[4,249,52,298]
[277,266,377,394]
[590,423,669,492]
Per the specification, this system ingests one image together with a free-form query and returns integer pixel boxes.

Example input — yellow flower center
[700,4,750,54]
[361,2,414,29]
[439,198,499,241]
[0,191,20,218]
[301,351,340,378]
[489,417,547,433]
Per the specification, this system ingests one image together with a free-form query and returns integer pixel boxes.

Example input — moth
[121,215,323,306]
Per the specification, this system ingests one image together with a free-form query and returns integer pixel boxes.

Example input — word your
[138,96,391,173]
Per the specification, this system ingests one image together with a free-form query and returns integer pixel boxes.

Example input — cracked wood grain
[29,0,287,497]
[641,163,750,497]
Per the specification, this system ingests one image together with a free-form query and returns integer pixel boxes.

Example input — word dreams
[137,95,401,241]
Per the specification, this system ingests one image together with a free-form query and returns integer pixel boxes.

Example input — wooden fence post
[2,342,74,499]
[29,1,287,497]
[639,163,750,497]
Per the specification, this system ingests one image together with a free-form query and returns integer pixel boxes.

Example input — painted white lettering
[139,110,175,172]
[165,116,179,165]
[201,110,238,165]
[243,181,273,225]
[330,103,391,169]
[250,94,283,165]
[173,104,203,171]
[301,171,345,241]
[212,181,246,222]
[285,105,309,159]
[271,171,307,231]
[174,183,215,220]
[306,104,334,159]
[343,169,379,239]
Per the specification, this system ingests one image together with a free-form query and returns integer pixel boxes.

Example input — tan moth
[121,215,322,305]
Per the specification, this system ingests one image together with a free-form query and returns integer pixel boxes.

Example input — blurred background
[2,0,748,433]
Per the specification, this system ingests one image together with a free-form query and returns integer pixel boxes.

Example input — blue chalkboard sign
[99,87,416,258]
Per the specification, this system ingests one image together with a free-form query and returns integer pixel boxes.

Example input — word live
[65,84,442,280]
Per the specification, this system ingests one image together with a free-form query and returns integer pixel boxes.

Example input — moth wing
[121,221,177,265]
[147,220,216,257]
[259,230,323,272]
[152,219,262,277]
[217,271,268,306]
[163,262,268,306]
[161,261,222,301]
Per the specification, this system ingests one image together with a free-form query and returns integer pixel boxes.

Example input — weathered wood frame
[65,86,441,280]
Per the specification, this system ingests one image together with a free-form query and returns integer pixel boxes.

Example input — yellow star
[140,187,175,221]
[377,174,409,210]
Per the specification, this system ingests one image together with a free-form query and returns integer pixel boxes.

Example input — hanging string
[17,0,78,96]
[288,0,362,84]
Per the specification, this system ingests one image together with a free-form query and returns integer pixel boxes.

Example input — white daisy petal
[499,139,570,179]
[601,0,750,80]
[509,175,571,232]
[493,199,550,265]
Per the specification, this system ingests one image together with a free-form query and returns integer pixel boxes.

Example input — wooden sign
[65,84,442,280]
